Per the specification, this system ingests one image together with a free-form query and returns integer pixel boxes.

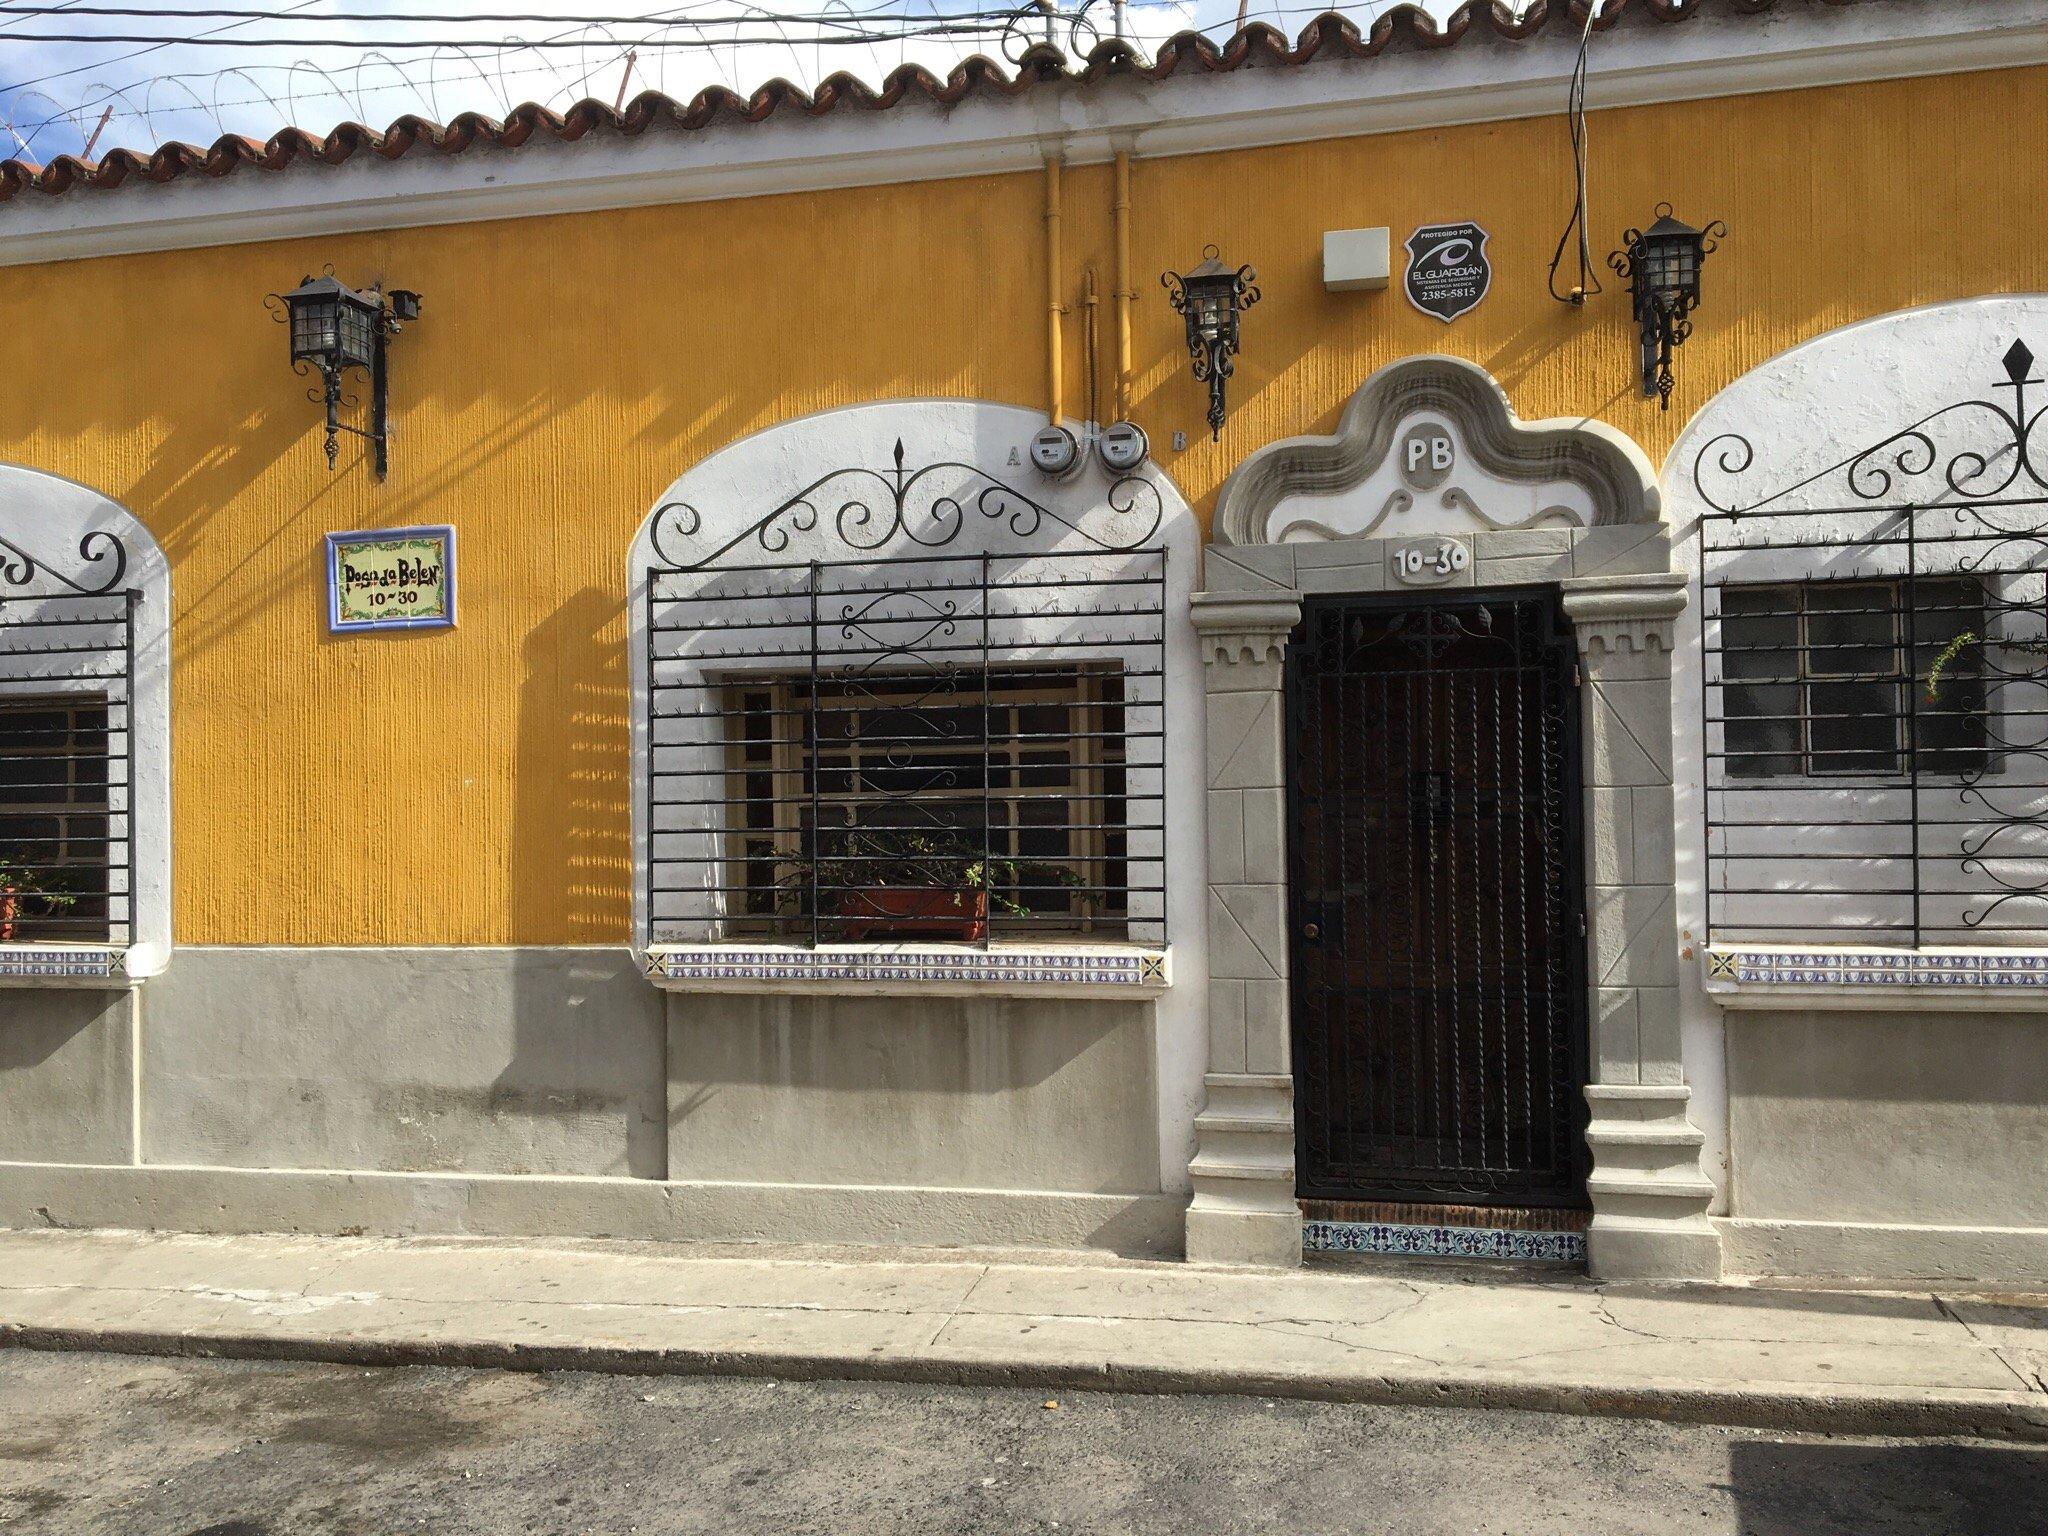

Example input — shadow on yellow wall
[0,65,2039,946]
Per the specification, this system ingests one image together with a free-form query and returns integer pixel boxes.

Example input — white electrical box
[1323,227,1391,292]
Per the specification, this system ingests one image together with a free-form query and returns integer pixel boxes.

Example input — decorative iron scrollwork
[1609,205,1725,411]
[648,438,1164,572]
[1695,338,2048,516]
[1697,338,2048,946]
[0,529,130,597]
[1161,248,1261,441]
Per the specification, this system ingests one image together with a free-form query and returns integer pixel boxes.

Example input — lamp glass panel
[289,297,340,363]
[336,298,379,370]
[1644,242,1680,299]
[1645,236,1703,304]
[1672,243,1699,294]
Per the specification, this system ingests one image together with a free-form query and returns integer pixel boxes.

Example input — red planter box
[834,887,989,943]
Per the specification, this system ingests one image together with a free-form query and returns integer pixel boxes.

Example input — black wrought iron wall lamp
[1609,205,1725,410]
[1162,246,1259,440]
[268,273,422,479]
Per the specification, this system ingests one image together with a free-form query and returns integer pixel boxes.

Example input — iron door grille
[1286,594,1589,1210]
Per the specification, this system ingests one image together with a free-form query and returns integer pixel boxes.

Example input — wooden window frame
[717,665,1131,942]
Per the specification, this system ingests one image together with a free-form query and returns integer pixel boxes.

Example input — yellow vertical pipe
[1081,267,1101,429]
[1113,149,1133,423]
[1045,153,1065,426]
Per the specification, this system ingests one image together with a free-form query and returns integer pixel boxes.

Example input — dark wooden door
[1285,592,1590,1210]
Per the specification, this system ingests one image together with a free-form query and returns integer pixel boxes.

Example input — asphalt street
[1,1350,2042,1534]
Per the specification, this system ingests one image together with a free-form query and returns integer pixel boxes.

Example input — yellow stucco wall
[0,64,2041,946]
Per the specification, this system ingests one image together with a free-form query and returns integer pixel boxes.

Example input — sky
[0,0,1493,165]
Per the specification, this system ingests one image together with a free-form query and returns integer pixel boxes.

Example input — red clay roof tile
[0,1,1813,205]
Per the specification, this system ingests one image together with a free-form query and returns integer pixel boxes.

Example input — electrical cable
[0,27,1018,45]
[0,3,1012,21]
[1,0,1467,157]
[1545,0,1601,306]
[0,0,328,97]
[0,0,90,32]
[0,0,964,139]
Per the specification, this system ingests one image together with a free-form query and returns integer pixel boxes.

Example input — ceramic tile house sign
[326,526,456,633]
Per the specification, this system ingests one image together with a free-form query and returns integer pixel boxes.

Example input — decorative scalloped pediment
[1212,355,1661,547]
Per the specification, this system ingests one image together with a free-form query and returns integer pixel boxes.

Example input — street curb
[8,1322,2048,1443]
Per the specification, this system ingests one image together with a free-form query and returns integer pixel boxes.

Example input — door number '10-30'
[1391,538,1470,586]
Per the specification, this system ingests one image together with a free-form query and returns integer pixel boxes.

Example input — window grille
[0,584,136,946]
[642,443,1169,949]
[720,666,1134,941]
[1696,340,2048,946]
[1720,579,1987,778]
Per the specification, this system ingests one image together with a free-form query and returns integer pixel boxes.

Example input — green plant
[0,853,79,941]
[0,855,78,911]
[1925,630,2048,702]
[788,824,1080,919]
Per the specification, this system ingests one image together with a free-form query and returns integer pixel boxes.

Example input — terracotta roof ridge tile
[0,2,1835,205]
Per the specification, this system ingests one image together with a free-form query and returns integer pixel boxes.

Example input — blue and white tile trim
[1705,945,2048,997]
[645,944,1170,994]
[0,946,126,983]
[1305,1220,1587,1265]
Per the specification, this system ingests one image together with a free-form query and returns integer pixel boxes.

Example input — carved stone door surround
[1185,355,1720,1280]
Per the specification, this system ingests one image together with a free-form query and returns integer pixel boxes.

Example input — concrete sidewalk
[3,1227,2046,1441]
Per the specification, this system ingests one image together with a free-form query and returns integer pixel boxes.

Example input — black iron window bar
[647,549,1167,948]
[643,437,1169,950]
[655,548,1171,946]
[0,531,138,946]
[1696,339,2048,948]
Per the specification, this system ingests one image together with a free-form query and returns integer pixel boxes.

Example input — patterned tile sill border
[1304,1220,1587,1265]
[1706,947,2048,990]
[645,946,1169,989]
[0,947,124,979]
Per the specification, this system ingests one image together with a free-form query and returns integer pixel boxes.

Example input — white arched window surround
[1668,296,2048,1008]
[0,465,170,983]
[626,399,1204,1000]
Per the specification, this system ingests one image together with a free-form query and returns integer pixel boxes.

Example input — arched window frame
[1668,302,2048,1003]
[625,400,1202,1000]
[0,466,171,983]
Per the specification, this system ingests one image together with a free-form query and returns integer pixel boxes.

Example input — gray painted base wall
[0,1163,1183,1254]
[142,948,668,1179]
[1724,1010,2048,1280]
[0,947,1175,1255]
[667,993,1160,1195]
[0,988,134,1165]
[14,948,2048,1277]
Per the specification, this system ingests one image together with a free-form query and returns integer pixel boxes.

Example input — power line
[0,0,92,33]
[8,48,614,131]
[0,25,1022,46]
[0,0,979,142]
[0,6,1026,149]
[2,0,1439,157]
[0,4,1019,24]
[0,0,329,97]
[0,0,946,105]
